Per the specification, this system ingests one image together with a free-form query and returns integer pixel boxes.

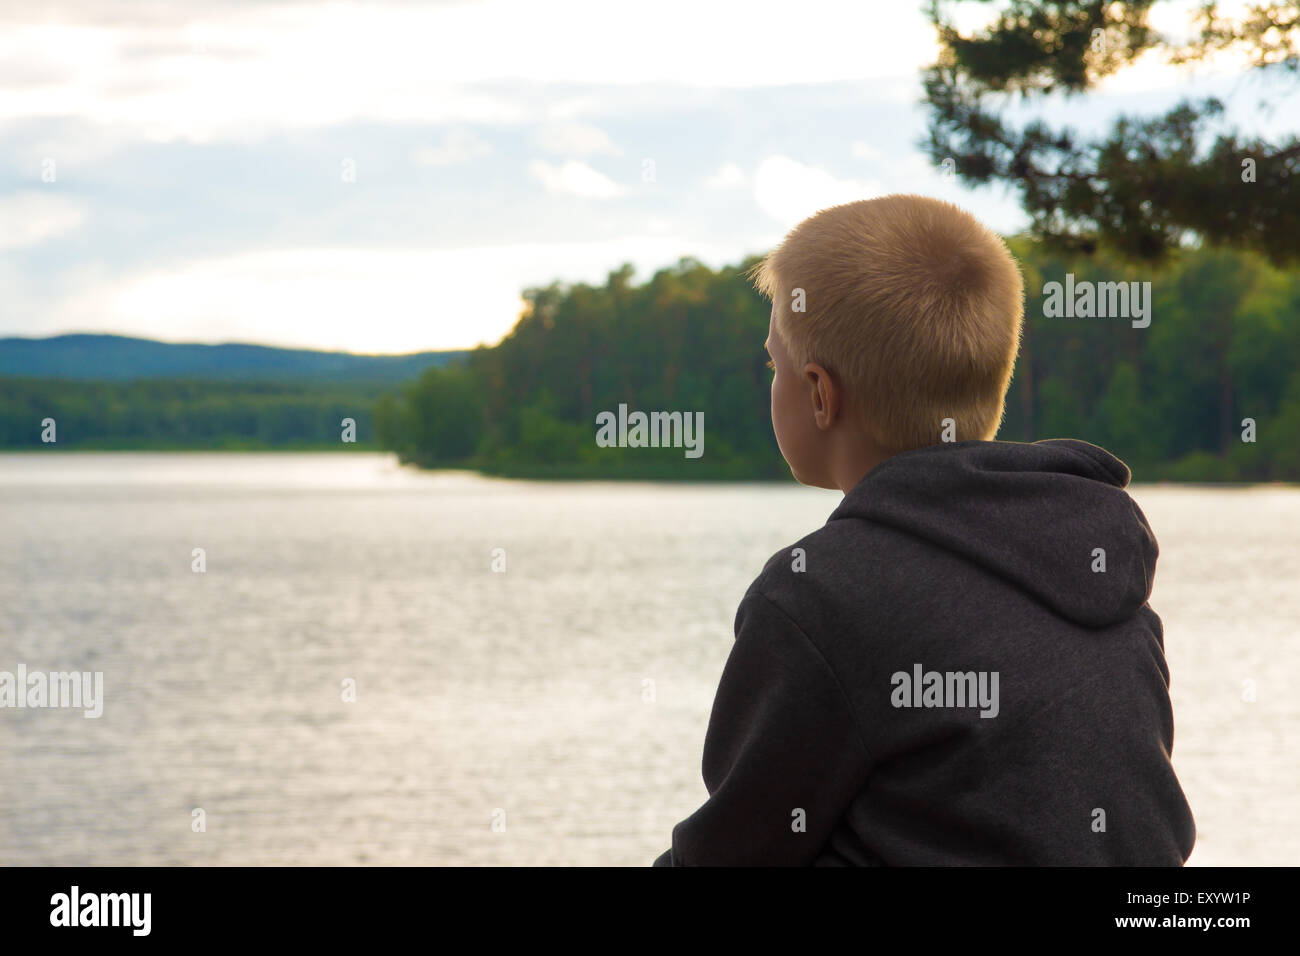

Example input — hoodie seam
[746,588,876,767]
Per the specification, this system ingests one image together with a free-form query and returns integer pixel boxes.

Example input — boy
[653,194,1195,866]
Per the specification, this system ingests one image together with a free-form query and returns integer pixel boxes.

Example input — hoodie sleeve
[654,590,872,866]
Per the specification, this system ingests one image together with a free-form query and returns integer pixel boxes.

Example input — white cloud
[0,191,88,249]
[528,159,627,199]
[533,122,621,157]
[850,141,883,162]
[411,128,492,167]
[752,156,882,228]
[704,162,746,189]
[0,1,939,141]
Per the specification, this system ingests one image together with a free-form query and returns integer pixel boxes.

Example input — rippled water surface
[0,452,1295,865]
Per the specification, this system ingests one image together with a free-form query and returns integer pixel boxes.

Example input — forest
[374,239,1300,482]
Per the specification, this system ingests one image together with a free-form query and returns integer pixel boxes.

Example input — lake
[0,452,1296,865]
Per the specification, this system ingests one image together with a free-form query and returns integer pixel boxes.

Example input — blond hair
[748,194,1024,453]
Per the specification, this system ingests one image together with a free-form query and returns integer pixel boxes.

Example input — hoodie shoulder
[744,518,897,634]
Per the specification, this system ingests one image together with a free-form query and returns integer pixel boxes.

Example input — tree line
[376,240,1300,482]
[3,238,1295,480]
[0,379,382,450]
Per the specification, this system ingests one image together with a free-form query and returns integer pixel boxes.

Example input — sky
[1,0,1296,353]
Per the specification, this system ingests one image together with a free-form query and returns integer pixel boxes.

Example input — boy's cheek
[771,389,810,473]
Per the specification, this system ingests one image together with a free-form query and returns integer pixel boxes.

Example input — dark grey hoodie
[654,439,1196,866]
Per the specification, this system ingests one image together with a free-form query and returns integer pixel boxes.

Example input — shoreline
[0,448,1294,488]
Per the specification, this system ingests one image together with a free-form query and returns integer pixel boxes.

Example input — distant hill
[0,333,468,383]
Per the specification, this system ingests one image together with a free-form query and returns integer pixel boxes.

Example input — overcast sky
[1,0,1295,353]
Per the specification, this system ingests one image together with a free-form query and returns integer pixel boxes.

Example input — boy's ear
[803,362,839,431]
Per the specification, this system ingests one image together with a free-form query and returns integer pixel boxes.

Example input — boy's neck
[828,437,892,493]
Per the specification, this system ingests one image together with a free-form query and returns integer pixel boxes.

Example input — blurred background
[0,0,1297,865]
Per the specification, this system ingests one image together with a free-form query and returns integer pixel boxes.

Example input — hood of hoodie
[828,439,1158,628]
